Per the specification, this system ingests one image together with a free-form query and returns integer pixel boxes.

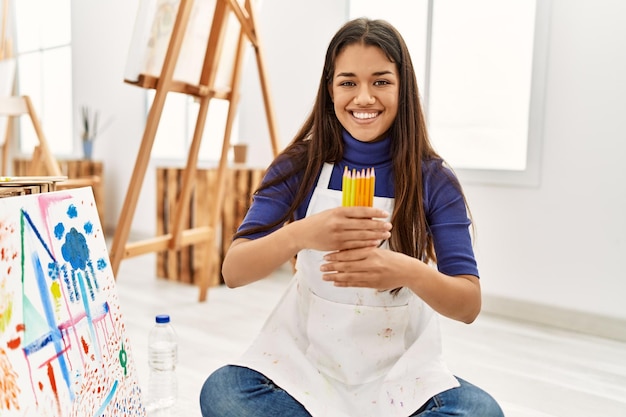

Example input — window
[349,0,550,186]
[14,0,73,156]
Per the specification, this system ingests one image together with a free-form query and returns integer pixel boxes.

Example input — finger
[320,257,368,275]
[341,206,390,220]
[320,258,351,273]
[333,280,369,288]
[334,240,383,252]
[323,246,375,262]
[323,274,369,288]
[344,218,392,232]
[336,229,391,245]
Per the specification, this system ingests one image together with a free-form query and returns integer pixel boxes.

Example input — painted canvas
[0,187,145,416]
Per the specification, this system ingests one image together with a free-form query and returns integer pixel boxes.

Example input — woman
[200,17,504,417]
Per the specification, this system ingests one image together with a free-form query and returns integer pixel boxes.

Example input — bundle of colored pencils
[342,166,375,207]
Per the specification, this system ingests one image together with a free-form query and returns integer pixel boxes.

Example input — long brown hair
[236,18,459,265]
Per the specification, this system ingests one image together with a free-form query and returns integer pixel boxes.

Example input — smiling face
[330,43,399,143]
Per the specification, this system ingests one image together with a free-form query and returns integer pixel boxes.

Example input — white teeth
[352,112,378,119]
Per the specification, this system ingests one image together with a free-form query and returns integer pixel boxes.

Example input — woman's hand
[293,206,392,252]
[321,246,482,324]
[320,246,406,291]
[222,206,391,288]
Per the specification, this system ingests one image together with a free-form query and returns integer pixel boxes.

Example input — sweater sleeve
[423,161,479,278]
[235,160,304,240]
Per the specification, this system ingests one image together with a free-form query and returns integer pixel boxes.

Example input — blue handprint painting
[0,187,145,416]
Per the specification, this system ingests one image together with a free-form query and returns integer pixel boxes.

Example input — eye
[374,79,391,86]
[338,80,356,87]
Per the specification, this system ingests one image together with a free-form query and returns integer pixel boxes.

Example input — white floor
[115,255,626,417]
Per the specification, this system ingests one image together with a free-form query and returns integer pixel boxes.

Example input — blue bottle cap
[155,314,170,324]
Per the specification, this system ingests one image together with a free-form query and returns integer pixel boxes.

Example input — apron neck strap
[317,163,334,189]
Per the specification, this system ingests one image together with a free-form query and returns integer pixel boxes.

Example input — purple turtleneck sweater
[237,130,479,278]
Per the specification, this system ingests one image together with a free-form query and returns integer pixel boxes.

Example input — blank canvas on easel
[124,0,243,88]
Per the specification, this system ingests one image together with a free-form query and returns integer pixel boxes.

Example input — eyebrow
[335,70,395,78]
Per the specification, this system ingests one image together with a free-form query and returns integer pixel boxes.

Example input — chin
[355,134,385,143]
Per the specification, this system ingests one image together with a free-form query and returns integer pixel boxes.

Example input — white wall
[71,0,151,239]
[71,1,626,330]
[464,0,626,325]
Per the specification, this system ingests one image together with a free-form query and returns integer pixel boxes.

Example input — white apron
[233,163,459,417]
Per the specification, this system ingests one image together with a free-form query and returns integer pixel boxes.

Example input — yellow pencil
[356,169,362,206]
[341,166,376,207]
[342,166,348,206]
[350,169,356,206]
[368,167,376,207]
[361,169,370,206]
[363,168,370,207]
[363,168,368,207]
[351,170,356,207]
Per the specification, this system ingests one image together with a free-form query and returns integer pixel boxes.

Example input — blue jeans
[199,365,504,417]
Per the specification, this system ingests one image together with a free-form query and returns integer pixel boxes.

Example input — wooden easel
[0,1,61,178]
[0,96,64,177]
[110,0,280,301]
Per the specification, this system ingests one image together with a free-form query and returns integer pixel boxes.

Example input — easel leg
[196,23,249,302]
[169,96,211,249]
[110,88,169,276]
[1,116,12,176]
[110,0,195,277]
[247,0,281,157]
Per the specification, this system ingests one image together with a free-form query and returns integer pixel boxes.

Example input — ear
[328,83,334,102]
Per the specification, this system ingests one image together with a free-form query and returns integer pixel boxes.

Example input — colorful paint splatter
[0,187,145,416]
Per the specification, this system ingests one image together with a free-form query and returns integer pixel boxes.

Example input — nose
[354,86,375,105]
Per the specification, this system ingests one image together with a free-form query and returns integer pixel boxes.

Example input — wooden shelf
[0,176,68,198]
[156,166,264,286]
[13,158,105,226]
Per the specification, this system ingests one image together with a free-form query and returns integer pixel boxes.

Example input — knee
[455,378,505,417]
[480,392,505,417]
[199,366,233,417]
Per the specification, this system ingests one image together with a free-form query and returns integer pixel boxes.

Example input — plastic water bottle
[147,314,178,416]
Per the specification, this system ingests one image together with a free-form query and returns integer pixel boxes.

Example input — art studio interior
[0,0,624,416]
